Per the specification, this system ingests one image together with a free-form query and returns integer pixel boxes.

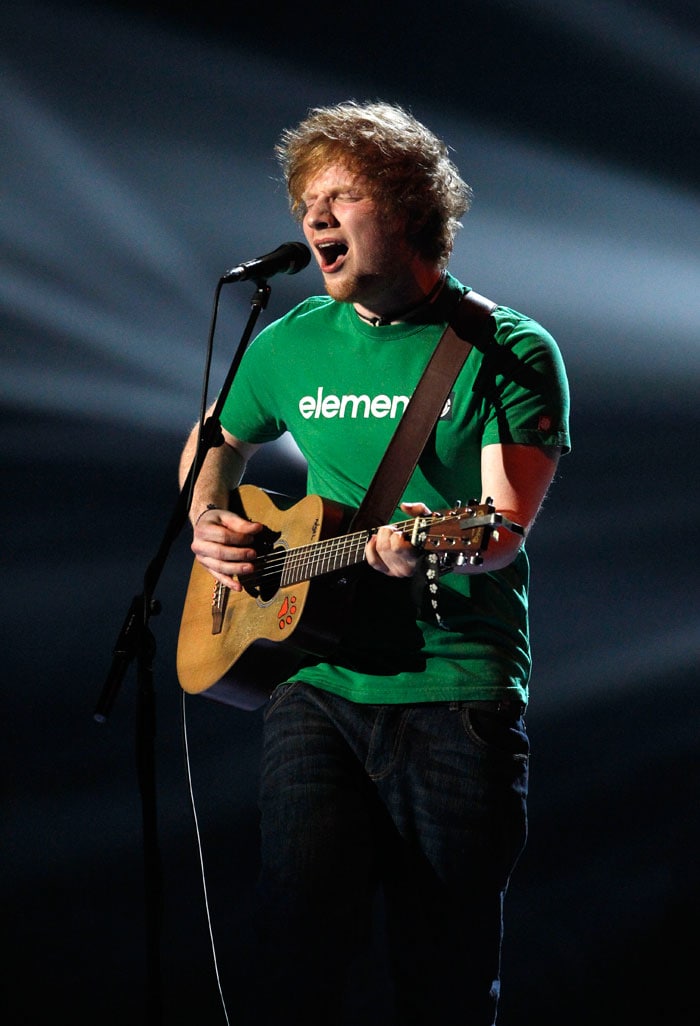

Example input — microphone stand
[93,277,272,1025]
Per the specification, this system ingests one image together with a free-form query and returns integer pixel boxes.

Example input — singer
[179,101,570,1025]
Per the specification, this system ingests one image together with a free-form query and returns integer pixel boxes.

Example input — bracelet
[195,503,221,526]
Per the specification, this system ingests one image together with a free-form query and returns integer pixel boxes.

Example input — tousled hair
[275,100,473,267]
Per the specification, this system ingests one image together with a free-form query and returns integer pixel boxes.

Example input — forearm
[449,524,524,575]
[450,442,560,575]
[179,423,248,527]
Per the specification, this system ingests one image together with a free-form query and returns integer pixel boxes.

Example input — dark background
[3,2,699,1023]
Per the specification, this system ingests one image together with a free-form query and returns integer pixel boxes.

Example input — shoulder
[446,274,558,350]
[492,305,558,349]
[446,274,565,366]
[460,295,569,403]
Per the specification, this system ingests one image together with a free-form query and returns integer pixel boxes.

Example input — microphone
[221,242,311,283]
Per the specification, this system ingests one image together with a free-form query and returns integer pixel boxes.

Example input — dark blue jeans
[254,681,529,1026]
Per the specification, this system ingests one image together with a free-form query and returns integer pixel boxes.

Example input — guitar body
[177,485,355,709]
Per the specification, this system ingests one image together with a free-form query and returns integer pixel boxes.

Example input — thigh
[257,689,379,960]
[256,682,379,1016]
[380,701,529,881]
[259,682,378,884]
[378,702,530,1024]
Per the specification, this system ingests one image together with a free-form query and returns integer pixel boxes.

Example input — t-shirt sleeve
[218,323,289,443]
[479,310,571,453]
[218,296,331,444]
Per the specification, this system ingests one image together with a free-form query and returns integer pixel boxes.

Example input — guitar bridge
[211,581,229,635]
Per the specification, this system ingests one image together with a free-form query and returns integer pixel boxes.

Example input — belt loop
[496,699,526,717]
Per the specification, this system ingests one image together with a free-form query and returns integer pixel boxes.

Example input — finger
[217,510,264,535]
[364,536,391,574]
[367,532,419,578]
[191,534,259,583]
[399,501,432,515]
[196,510,262,542]
[197,553,257,592]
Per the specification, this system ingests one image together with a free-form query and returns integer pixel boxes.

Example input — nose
[305,195,337,229]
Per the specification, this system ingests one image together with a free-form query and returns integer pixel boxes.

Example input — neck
[354,269,446,326]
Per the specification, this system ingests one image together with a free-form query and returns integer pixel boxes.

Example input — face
[300,164,419,314]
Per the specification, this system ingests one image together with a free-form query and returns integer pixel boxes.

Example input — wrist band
[195,503,220,526]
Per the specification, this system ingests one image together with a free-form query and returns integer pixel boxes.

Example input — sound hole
[241,527,284,601]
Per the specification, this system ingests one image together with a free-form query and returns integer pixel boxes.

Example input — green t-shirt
[219,275,570,704]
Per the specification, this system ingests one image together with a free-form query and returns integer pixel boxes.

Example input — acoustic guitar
[176,484,523,709]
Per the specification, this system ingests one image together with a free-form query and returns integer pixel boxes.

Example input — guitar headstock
[409,499,524,568]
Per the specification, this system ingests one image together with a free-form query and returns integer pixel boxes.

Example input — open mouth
[316,241,348,271]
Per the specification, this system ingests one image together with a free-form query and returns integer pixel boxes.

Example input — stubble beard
[322,266,389,311]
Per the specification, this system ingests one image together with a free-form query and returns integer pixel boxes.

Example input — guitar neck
[279,527,372,586]
[247,505,518,593]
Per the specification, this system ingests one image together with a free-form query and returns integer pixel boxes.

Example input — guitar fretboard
[279,529,370,586]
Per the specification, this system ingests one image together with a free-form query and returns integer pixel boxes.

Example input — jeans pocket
[465,706,530,759]
[263,680,300,719]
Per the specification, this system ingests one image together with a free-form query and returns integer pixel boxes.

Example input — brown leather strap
[352,290,497,530]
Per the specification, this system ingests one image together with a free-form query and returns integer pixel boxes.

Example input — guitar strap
[351,289,497,530]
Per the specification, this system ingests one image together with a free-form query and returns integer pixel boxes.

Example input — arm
[365,441,561,577]
[179,409,263,592]
[458,441,561,572]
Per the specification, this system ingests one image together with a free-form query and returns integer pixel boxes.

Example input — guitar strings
[248,532,369,578]
[240,513,461,585]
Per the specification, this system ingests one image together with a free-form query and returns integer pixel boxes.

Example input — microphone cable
[180,690,232,1026]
